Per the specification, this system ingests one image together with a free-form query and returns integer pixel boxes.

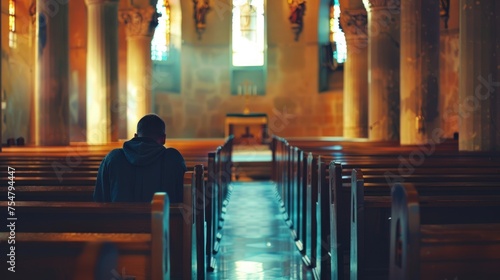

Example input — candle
[253,85,257,95]
[238,85,242,95]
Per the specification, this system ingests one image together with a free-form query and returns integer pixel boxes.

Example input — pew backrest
[389,183,500,280]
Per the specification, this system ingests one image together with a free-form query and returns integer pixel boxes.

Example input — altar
[225,113,269,145]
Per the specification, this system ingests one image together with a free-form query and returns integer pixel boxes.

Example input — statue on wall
[193,0,210,39]
[440,0,450,29]
[288,0,306,41]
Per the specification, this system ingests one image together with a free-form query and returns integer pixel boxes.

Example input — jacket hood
[122,137,166,166]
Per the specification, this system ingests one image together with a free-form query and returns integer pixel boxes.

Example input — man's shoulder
[164,147,184,159]
[103,148,126,161]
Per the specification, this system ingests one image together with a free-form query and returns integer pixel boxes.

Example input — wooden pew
[327,157,500,255]
[0,178,203,199]
[349,169,500,279]
[291,147,303,247]
[287,151,340,280]
[0,165,206,280]
[272,136,500,280]
[273,137,328,278]
[2,233,154,280]
[1,140,232,276]
[272,137,292,227]
[0,158,205,173]
[315,155,333,280]
[73,241,120,280]
[0,192,171,279]
[317,154,500,170]
[0,161,206,188]
[304,152,318,271]
[390,183,500,280]
[207,136,234,270]
[276,139,296,231]
[206,151,218,271]
[329,156,500,270]
[287,137,500,157]
[0,179,194,202]
[3,185,94,201]
[323,161,348,280]
[277,144,310,263]
[273,137,334,279]
[213,136,234,251]
[0,162,202,202]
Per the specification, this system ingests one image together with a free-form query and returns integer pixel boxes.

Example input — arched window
[319,0,346,92]
[9,0,17,48]
[151,0,181,94]
[151,0,171,61]
[231,0,266,95]
[232,0,265,67]
[330,0,346,64]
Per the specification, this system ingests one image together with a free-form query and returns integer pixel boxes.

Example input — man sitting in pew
[94,114,187,202]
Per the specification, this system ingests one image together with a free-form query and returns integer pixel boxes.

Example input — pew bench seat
[0,232,151,280]
[390,184,500,280]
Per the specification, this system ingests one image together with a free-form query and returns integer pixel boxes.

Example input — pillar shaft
[342,9,368,138]
[85,0,119,144]
[364,0,400,141]
[459,0,500,151]
[120,7,157,139]
[400,0,440,145]
[35,0,70,146]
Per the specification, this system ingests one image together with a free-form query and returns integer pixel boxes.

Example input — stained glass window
[9,0,16,48]
[152,0,171,61]
[232,0,264,67]
[330,0,346,64]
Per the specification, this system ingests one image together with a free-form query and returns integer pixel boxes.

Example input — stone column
[85,0,119,144]
[363,0,400,141]
[400,0,440,145]
[341,9,368,138]
[34,0,70,146]
[459,0,500,151]
[120,6,158,139]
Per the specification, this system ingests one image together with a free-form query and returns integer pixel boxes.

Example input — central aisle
[208,181,313,280]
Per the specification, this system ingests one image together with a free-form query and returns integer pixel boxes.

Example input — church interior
[1,0,500,279]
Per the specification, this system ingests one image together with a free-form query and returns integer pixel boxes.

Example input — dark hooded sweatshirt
[93,137,187,203]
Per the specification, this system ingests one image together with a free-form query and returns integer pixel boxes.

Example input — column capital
[363,0,400,11]
[85,0,119,6]
[119,6,159,37]
[340,9,368,40]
